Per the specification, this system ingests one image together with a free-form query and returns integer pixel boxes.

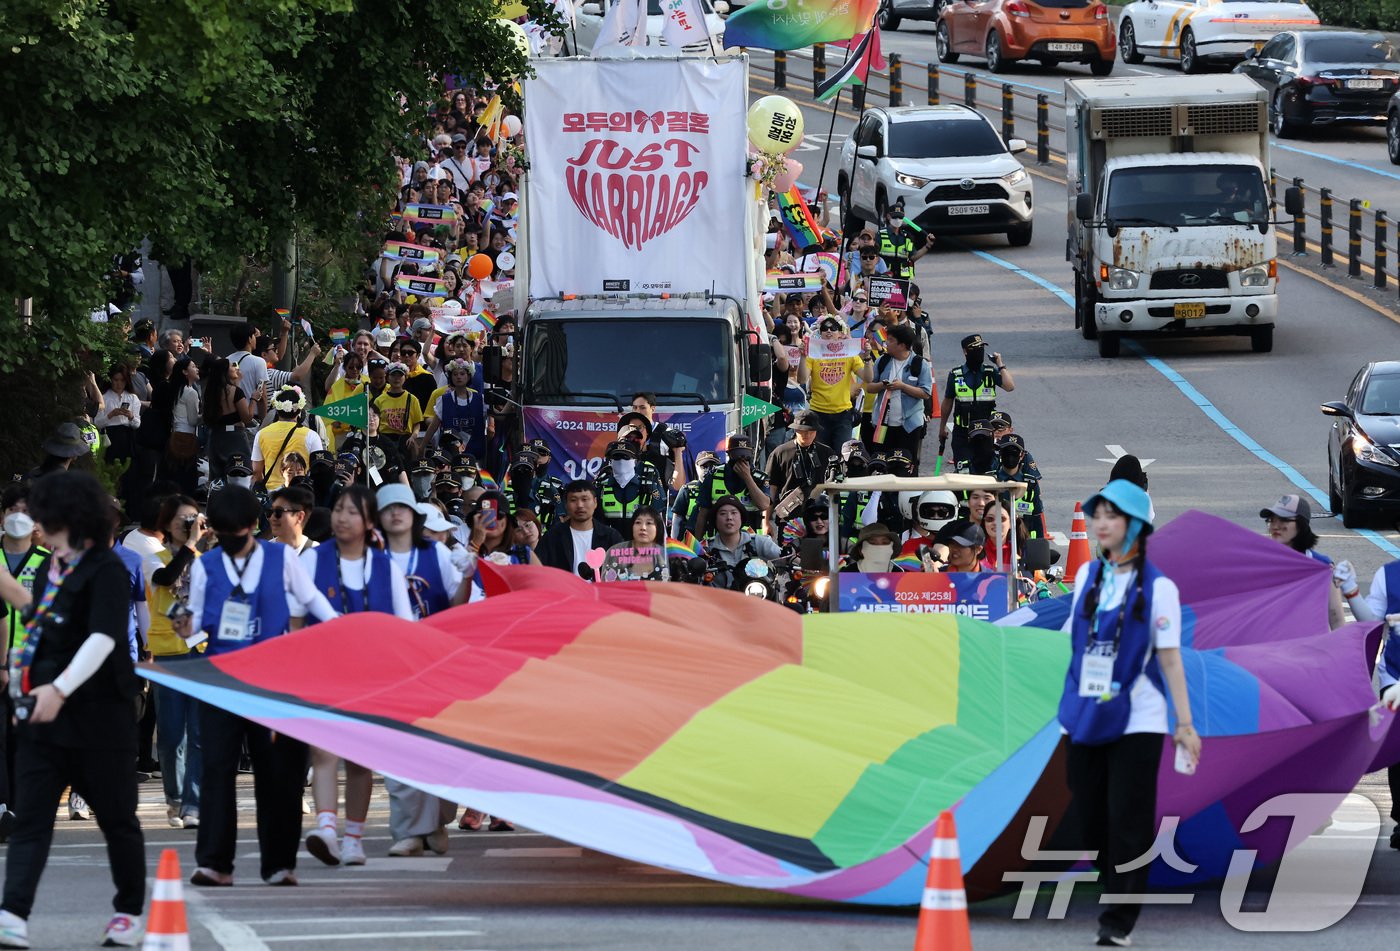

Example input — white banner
[523,57,750,300]
[660,0,712,49]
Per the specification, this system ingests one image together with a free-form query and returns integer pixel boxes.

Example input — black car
[1323,361,1400,527]
[1235,30,1400,138]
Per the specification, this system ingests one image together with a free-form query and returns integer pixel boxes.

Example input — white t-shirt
[570,527,593,578]
[298,547,413,620]
[172,386,201,434]
[122,528,165,562]
[228,351,269,403]
[189,543,337,627]
[1063,562,1182,735]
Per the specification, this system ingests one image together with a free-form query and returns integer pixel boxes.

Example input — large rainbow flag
[141,512,1391,902]
[724,0,879,51]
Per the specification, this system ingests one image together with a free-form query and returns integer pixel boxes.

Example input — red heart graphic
[565,138,709,251]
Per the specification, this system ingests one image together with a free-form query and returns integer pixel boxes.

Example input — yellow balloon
[747,95,804,156]
[497,18,531,62]
[406,295,419,304]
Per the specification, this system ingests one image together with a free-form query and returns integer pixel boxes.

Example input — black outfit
[765,440,832,510]
[1064,733,1162,938]
[535,521,624,575]
[2,548,145,920]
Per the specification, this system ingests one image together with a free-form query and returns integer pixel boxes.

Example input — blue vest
[311,543,396,618]
[437,389,486,461]
[401,543,451,618]
[1382,562,1400,681]
[1058,560,1167,746]
[198,542,291,656]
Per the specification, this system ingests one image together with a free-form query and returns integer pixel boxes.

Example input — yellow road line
[1279,258,1400,326]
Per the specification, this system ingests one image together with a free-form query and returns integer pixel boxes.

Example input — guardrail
[752,46,1400,304]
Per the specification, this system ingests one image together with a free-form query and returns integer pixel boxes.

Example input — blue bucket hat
[1084,479,1154,539]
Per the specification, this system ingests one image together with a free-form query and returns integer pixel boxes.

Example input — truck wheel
[1250,325,1274,353]
[1007,221,1032,246]
[1119,19,1144,64]
[986,32,1009,73]
[1075,273,1099,340]
[937,21,960,64]
[1098,331,1121,358]
[1179,28,1200,74]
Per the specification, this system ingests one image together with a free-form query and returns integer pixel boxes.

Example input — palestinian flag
[816,27,883,103]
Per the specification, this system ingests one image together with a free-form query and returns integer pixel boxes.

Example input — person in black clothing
[0,472,146,949]
[535,481,623,577]
[765,409,832,526]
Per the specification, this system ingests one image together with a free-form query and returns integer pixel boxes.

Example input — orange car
[936,0,1116,74]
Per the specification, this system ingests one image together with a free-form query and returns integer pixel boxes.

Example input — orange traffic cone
[913,810,973,951]
[143,849,190,951]
[1064,502,1091,583]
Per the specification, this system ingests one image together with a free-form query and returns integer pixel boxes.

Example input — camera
[182,515,199,530]
[659,427,687,451]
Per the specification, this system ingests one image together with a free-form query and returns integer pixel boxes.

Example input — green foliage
[1307,1,1400,30]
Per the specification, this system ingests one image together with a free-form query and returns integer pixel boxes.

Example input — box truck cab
[1066,74,1302,357]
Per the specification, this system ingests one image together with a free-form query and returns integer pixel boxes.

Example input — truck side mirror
[748,341,773,383]
[480,345,504,386]
[1075,193,1094,221]
[1283,186,1303,218]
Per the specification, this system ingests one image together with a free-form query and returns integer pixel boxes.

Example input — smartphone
[481,497,499,531]
[190,338,204,349]
[1174,742,1197,776]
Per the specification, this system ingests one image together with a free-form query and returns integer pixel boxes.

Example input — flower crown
[272,386,305,413]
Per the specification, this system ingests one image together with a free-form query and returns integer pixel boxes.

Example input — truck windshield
[523,317,733,406]
[1105,164,1269,227]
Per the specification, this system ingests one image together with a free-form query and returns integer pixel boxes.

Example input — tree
[0,0,541,470]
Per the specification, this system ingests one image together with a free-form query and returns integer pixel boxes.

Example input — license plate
[1174,302,1207,319]
[1047,42,1082,52]
[948,204,989,216]
[1348,79,1385,90]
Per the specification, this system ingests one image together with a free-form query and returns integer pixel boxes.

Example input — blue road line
[1273,142,1400,185]
[966,245,1400,558]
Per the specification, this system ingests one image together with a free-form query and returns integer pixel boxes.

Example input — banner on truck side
[523,407,729,483]
[837,572,1009,620]
[523,57,749,300]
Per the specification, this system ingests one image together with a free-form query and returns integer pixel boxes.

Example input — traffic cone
[143,849,190,951]
[1064,502,1091,583]
[913,810,973,951]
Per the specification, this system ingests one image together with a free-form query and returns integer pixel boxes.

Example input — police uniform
[594,462,665,537]
[877,226,918,280]
[698,463,770,532]
[945,364,1002,471]
[526,474,565,528]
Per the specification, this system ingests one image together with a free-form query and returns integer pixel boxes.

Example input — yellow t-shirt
[373,389,424,435]
[144,549,193,657]
[424,385,451,421]
[807,356,865,414]
[254,420,316,491]
[326,377,366,445]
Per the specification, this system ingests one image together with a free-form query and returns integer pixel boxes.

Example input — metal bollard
[1292,177,1306,256]
[1269,168,1277,203]
[1036,94,1049,165]
[812,44,826,97]
[1376,211,1389,290]
[1349,198,1362,277]
[927,63,940,105]
[1002,84,1014,143]
[964,72,976,108]
[774,50,787,90]
[889,53,902,106]
[1320,188,1334,268]
[852,82,866,114]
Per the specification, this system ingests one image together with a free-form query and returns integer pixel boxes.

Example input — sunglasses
[268,507,303,518]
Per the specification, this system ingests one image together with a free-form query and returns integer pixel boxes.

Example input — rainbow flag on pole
[776,187,822,251]
[724,0,878,50]
[665,534,705,560]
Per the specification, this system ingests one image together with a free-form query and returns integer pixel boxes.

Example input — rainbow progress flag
[725,0,878,50]
[777,188,822,251]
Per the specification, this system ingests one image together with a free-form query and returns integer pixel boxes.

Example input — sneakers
[458,808,485,831]
[387,836,424,857]
[424,826,450,855]
[101,913,142,948]
[340,837,366,866]
[488,817,515,832]
[165,804,183,829]
[1096,926,1132,947]
[0,909,27,949]
[190,867,233,887]
[263,869,298,887]
[68,794,90,821]
[305,827,341,866]
[181,813,200,830]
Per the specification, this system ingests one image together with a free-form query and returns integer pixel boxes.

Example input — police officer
[938,334,1015,473]
[694,435,771,536]
[994,434,1045,539]
[593,440,665,538]
[0,489,45,835]
[519,439,564,530]
[877,200,935,280]
[671,451,719,539]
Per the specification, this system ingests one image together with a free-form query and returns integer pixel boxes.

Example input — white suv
[838,105,1034,246]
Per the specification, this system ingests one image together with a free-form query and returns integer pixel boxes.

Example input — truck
[508,54,772,482]
[1067,75,1301,358]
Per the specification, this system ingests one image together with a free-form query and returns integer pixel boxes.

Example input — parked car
[1323,362,1400,527]
[837,104,1034,246]
[1235,30,1400,137]
[1118,0,1319,73]
[935,0,1115,74]
[571,0,727,55]
[877,0,955,32]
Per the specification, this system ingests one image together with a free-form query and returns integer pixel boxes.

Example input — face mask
[610,459,636,485]
[857,543,894,573]
[966,346,985,369]
[216,532,251,554]
[3,512,34,539]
